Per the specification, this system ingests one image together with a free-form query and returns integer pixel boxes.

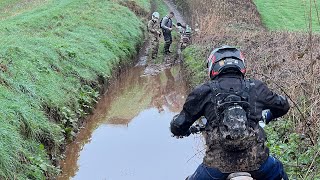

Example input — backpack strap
[209,80,219,94]
[244,79,259,127]
[208,80,221,127]
[244,79,256,106]
[209,80,225,104]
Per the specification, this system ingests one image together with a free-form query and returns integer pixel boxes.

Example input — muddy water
[58,63,205,180]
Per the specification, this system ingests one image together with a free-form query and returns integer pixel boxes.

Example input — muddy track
[139,0,189,74]
[163,0,185,24]
[58,1,203,179]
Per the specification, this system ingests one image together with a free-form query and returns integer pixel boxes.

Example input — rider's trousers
[188,155,288,180]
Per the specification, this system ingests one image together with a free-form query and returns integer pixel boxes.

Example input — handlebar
[173,109,272,138]
[188,124,206,134]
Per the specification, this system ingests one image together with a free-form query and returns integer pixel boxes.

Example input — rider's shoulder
[190,82,212,94]
[246,78,270,90]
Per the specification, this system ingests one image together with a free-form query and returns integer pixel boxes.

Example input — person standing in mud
[148,12,161,60]
[161,12,175,55]
[170,46,290,180]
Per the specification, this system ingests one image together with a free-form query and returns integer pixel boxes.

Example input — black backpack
[159,17,164,28]
[210,80,256,151]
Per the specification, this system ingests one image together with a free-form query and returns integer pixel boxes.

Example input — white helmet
[152,12,160,19]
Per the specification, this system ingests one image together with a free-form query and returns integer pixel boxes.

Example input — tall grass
[182,46,207,87]
[0,0,50,20]
[254,0,320,32]
[0,0,148,179]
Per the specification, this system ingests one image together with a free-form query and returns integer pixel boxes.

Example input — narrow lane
[58,0,204,179]
[58,65,205,180]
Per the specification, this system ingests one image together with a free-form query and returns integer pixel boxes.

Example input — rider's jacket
[170,73,289,172]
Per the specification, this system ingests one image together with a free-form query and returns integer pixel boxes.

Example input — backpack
[159,17,164,28]
[210,80,256,151]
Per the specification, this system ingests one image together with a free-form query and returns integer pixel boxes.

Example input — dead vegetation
[177,0,320,177]
[120,0,149,17]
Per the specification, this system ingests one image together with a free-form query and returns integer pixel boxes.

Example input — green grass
[155,0,169,17]
[182,45,208,86]
[133,0,151,11]
[265,120,320,179]
[0,0,148,179]
[0,0,50,20]
[254,0,320,32]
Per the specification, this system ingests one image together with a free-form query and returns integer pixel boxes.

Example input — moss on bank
[182,45,207,87]
[0,0,150,179]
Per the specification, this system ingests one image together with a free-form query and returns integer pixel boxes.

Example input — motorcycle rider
[177,22,187,34]
[177,22,192,51]
[170,46,290,180]
[148,12,161,59]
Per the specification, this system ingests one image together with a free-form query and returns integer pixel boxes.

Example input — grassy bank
[0,0,50,20]
[254,0,320,32]
[0,0,149,179]
[182,45,207,87]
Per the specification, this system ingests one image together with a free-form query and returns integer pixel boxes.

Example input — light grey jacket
[161,15,173,31]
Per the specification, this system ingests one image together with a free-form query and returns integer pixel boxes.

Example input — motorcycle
[176,23,192,52]
[180,33,191,50]
[184,123,254,180]
[182,110,271,180]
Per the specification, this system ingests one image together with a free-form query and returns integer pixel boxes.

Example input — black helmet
[207,45,246,79]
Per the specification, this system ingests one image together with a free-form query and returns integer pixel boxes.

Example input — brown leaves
[0,63,8,72]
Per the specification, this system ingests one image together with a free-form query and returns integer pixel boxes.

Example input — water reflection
[59,65,204,180]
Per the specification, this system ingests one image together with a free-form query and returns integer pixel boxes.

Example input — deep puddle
[58,65,205,180]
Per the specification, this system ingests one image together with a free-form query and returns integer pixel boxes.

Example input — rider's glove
[189,126,199,134]
[184,129,191,137]
[171,129,191,138]
[262,109,273,124]
[171,114,191,138]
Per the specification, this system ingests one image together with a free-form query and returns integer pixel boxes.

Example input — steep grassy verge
[0,0,50,20]
[178,0,320,179]
[0,0,149,179]
[182,46,207,87]
[254,0,320,32]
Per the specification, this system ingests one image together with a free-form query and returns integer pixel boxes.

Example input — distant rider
[177,22,192,50]
[148,12,161,60]
[170,46,290,180]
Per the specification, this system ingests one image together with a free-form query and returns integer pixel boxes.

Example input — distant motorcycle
[177,22,192,51]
